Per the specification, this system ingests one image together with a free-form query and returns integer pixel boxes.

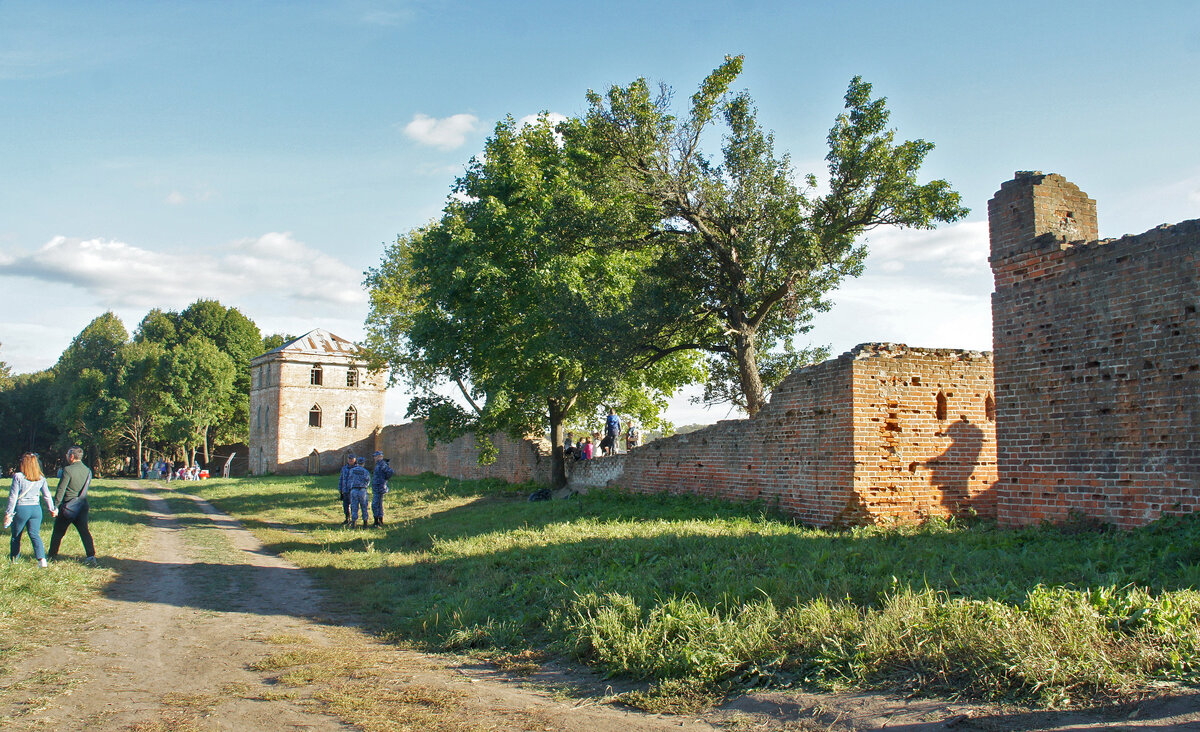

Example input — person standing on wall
[604,407,621,456]
[338,452,355,527]
[370,450,394,527]
[48,446,97,565]
[4,453,58,567]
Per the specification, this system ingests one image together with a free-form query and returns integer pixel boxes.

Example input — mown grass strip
[189,474,1200,709]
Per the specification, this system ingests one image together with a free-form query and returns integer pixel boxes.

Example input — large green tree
[135,300,261,447]
[579,57,968,414]
[110,340,169,468]
[160,338,236,466]
[365,115,700,487]
[55,312,130,469]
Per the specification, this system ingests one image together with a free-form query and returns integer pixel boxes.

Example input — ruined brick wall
[851,345,996,522]
[378,421,552,484]
[569,344,995,526]
[990,172,1200,527]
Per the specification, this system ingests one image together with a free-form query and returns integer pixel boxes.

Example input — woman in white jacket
[4,453,58,567]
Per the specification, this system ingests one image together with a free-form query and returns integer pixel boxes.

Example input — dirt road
[0,482,720,731]
[3,481,1198,731]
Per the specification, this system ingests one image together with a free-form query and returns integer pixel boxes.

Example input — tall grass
[188,475,1200,708]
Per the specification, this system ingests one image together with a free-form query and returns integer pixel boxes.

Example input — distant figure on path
[346,457,371,529]
[338,453,356,527]
[48,446,97,565]
[4,453,58,567]
[370,450,394,527]
[625,423,640,452]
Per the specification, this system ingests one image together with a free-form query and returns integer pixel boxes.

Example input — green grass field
[187,474,1200,710]
[0,480,149,674]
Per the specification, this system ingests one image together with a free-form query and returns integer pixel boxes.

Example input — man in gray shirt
[48,446,97,564]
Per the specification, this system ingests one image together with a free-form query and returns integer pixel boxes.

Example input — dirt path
[0,482,722,731]
[3,481,1198,731]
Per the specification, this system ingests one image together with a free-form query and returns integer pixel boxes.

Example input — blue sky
[2,1,1198,425]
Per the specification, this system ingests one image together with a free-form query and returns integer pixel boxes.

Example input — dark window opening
[985,393,996,422]
[309,404,322,427]
[347,369,359,387]
[936,391,948,421]
[345,405,358,429]
[310,364,323,386]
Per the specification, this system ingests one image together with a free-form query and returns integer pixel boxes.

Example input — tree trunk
[734,330,766,416]
[548,401,568,489]
[202,430,211,464]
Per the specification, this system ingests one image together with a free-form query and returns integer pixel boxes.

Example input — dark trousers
[48,499,95,559]
[341,491,351,522]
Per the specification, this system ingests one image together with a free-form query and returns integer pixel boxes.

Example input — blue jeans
[9,504,46,560]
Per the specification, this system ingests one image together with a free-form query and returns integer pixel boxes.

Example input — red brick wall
[851,345,997,522]
[610,349,854,524]
[378,421,552,484]
[990,172,1200,527]
[579,345,996,526]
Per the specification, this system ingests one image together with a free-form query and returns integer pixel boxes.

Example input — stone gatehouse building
[249,329,385,475]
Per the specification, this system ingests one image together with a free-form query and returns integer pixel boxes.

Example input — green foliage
[581,59,968,413]
[365,115,702,485]
[261,332,296,352]
[160,338,237,463]
[192,475,1200,710]
[135,300,262,447]
[54,312,130,464]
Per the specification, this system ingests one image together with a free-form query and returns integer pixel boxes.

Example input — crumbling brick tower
[989,172,1200,527]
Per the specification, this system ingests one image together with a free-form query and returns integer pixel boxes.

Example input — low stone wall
[378,421,552,484]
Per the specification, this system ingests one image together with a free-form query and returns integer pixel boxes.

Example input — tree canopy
[0,300,262,472]
[365,115,701,486]
[578,56,968,414]
[368,55,967,479]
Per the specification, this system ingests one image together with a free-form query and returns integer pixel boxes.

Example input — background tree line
[0,300,290,474]
[364,56,967,487]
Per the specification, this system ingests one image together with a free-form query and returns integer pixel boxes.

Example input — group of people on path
[140,459,205,481]
[338,450,393,528]
[5,447,98,566]
[564,408,640,461]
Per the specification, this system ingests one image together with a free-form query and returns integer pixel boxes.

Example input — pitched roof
[258,329,359,358]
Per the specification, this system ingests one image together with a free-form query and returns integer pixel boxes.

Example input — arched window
[345,405,358,429]
[985,393,996,422]
[346,368,359,387]
[309,404,322,428]
[935,391,948,421]
[310,364,323,386]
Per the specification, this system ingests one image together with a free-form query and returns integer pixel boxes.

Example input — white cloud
[860,221,990,278]
[0,233,367,310]
[517,112,567,129]
[403,113,480,150]
[165,191,186,205]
